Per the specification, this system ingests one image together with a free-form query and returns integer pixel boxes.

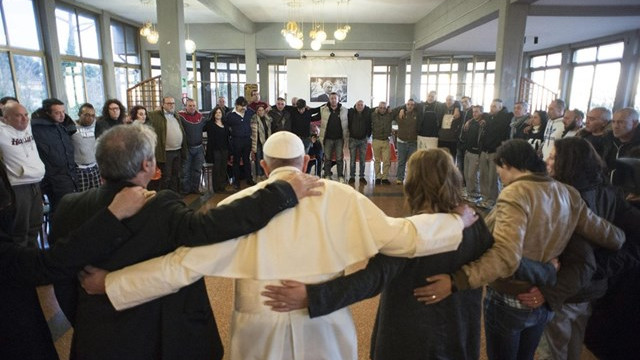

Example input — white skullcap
[263,131,305,159]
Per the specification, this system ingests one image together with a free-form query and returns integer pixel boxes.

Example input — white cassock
[105,166,465,360]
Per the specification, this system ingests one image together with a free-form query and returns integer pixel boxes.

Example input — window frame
[56,4,105,116]
[0,0,50,112]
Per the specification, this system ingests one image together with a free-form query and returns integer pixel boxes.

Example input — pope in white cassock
[91,131,476,360]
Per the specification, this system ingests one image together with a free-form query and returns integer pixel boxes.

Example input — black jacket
[0,162,58,360]
[602,127,640,184]
[416,101,445,138]
[1,180,298,360]
[585,199,640,359]
[30,109,77,212]
[307,219,494,360]
[95,116,124,138]
[269,108,292,133]
[479,107,512,153]
[347,106,372,140]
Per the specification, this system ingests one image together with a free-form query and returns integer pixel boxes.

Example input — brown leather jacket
[453,174,626,295]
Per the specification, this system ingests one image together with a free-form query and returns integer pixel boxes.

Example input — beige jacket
[318,103,348,142]
[453,174,625,295]
[250,114,272,153]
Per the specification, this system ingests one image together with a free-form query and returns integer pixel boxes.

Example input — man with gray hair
[80,130,478,360]
[510,101,530,139]
[603,107,640,184]
[347,99,371,184]
[1,124,320,359]
[580,106,612,157]
[0,102,45,247]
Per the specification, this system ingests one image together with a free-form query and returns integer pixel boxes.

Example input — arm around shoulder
[177,180,298,247]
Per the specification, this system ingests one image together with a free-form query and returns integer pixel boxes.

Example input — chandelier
[334,0,350,41]
[140,21,159,44]
[281,0,350,51]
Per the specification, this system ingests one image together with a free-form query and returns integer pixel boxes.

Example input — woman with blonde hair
[264,148,494,359]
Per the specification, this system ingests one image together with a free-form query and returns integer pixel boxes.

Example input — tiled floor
[39,161,598,359]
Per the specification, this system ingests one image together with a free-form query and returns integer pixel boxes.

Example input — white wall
[286,58,373,108]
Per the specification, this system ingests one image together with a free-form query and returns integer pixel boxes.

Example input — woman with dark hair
[261,149,494,359]
[204,106,230,192]
[525,110,548,154]
[96,99,127,137]
[509,137,640,360]
[413,139,625,360]
[129,105,148,125]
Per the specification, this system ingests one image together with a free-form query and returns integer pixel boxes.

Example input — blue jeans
[254,146,264,178]
[182,145,205,193]
[396,141,417,181]
[456,146,465,184]
[323,138,344,178]
[348,138,367,178]
[484,288,554,360]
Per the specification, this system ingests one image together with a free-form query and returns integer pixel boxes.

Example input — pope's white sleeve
[406,213,464,256]
[105,247,204,310]
[369,200,463,258]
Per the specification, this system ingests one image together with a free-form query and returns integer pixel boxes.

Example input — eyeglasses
[81,113,96,117]
[108,107,120,111]
[164,102,176,105]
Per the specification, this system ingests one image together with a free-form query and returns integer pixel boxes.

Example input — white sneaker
[338,176,345,183]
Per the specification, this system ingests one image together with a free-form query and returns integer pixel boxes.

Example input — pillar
[494,0,528,106]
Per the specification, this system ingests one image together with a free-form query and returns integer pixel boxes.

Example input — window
[527,52,561,111]
[4,0,40,50]
[15,55,48,111]
[464,59,496,109]
[186,60,202,109]
[111,21,141,106]
[420,58,459,102]
[209,56,252,106]
[56,6,104,116]
[569,42,624,111]
[635,73,640,111]
[0,0,49,112]
[268,64,287,105]
[372,65,392,106]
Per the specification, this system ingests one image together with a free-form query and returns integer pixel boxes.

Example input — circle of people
[0,88,639,360]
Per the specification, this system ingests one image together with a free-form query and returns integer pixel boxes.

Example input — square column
[156,0,187,101]
[245,34,258,85]
[494,0,528,106]
[409,48,423,101]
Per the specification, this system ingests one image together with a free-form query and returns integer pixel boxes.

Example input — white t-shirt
[541,117,565,160]
[164,113,183,151]
[0,122,45,185]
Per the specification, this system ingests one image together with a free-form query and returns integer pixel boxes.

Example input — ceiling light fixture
[281,0,351,51]
[334,0,350,41]
[185,24,197,53]
[146,26,159,44]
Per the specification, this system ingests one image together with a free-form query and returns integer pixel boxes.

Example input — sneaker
[395,179,403,185]
[375,179,382,185]
[360,178,367,185]
[348,177,355,184]
[246,178,256,186]
[338,176,345,183]
[381,179,391,185]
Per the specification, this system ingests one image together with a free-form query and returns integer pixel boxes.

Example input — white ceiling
[427,15,640,54]
[73,0,640,56]
[75,0,445,24]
